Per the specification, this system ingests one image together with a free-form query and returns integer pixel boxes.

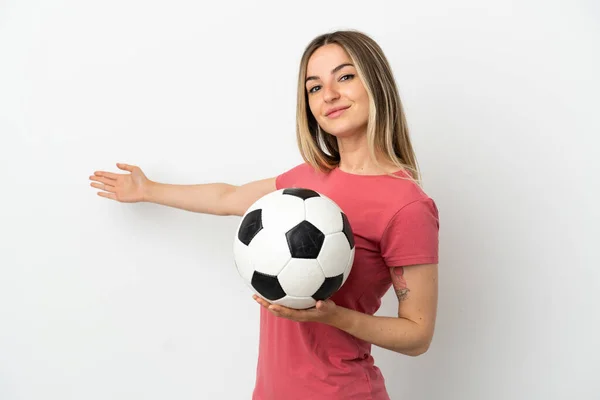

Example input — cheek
[356,91,371,119]
[356,86,370,107]
[307,97,320,119]
[343,83,369,111]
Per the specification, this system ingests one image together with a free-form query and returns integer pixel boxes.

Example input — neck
[336,133,396,175]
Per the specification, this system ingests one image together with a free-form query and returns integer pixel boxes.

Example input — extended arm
[145,176,276,216]
[90,163,276,216]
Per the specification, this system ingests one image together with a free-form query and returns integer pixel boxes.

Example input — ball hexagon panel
[341,247,355,287]
[317,232,353,278]
[246,229,291,277]
[259,192,306,235]
[304,196,344,235]
[233,236,255,283]
[277,258,325,297]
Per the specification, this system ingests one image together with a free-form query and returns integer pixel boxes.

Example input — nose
[322,83,340,103]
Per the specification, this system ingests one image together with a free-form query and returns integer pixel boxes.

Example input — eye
[308,85,321,93]
[339,74,355,82]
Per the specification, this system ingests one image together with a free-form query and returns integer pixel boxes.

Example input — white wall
[1,0,598,399]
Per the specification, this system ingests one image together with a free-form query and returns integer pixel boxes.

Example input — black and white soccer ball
[233,188,355,309]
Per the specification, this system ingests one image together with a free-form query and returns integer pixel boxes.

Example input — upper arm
[381,197,439,336]
[223,177,277,216]
[390,263,438,339]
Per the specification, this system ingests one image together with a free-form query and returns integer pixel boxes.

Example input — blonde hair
[295,30,422,186]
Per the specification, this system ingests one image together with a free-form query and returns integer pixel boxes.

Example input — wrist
[142,180,157,202]
[327,305,355,331]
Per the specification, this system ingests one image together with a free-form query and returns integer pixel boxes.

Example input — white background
[1,0,599,399]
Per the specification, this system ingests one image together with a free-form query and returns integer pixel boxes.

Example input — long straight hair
[295,30,422,186]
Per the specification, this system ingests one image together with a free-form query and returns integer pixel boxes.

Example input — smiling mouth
[326,106,350,118]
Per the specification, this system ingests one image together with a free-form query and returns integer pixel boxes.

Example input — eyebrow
[305,63,354,84]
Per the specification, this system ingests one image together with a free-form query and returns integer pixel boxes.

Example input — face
[305,44,370,138]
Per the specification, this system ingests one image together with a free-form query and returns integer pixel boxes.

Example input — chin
[321,122,366,139]
[326,130,354,139]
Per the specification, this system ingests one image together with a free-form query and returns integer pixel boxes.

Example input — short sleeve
[380,198,440,267]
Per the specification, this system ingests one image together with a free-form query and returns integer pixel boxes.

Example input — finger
[97,191,116,200]
[258,299,271,308]
[117,163,135,172]
[269,308,282,317]
[90,182,115,193]
[252,295,270,308]
[269,306,298,320]
[89,175,116,186]
[93,171,119,180]
[268,304,291,316]
[267,304,282,316]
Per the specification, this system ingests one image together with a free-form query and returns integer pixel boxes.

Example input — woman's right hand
[89,163,150,203]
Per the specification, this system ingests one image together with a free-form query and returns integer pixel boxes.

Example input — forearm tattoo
[391,267,409,301]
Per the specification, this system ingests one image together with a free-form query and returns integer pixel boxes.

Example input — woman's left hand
[253,295,339,324]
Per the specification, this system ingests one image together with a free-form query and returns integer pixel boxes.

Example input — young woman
[89,30,439,400]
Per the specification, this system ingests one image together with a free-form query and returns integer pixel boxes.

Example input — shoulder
[379,177,440,266]
[275,162,324,189]
[374,171,439,233]
[391,176,438,224]
[375,169,435,213]
[381,173,439,236]
[389,197,439,229]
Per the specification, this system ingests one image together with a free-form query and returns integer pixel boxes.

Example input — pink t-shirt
[252,163,440,400]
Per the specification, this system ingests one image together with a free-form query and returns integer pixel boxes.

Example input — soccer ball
[233,188,355,309]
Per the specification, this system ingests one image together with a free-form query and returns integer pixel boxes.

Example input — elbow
[402,332,433,357]
[405,342,430,357]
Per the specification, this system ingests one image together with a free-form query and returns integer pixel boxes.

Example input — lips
[325,105,350,118]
